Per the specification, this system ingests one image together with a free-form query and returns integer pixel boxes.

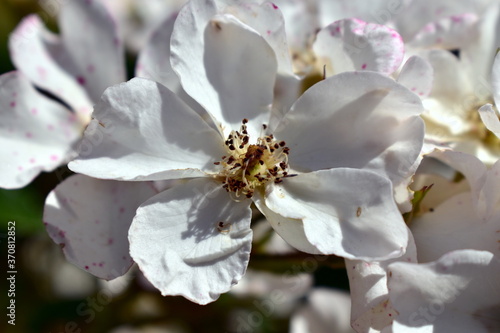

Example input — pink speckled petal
[9,0,125,115]
[171,0,278,138]
[397,55,434,99]
[9,15,93,115]
[313,18,405,76]
[410,13,478,49]
[44,174,158,280]
[0,72,81,189]
[57,0,126,102]
[129,177,252,304]
[69,78,225,181]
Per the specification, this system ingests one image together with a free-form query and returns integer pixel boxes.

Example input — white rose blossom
[66,1,425,304]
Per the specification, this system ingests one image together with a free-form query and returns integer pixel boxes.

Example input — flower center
[214,119,290,200]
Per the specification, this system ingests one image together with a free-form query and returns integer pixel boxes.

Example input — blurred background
[0,1,352,332]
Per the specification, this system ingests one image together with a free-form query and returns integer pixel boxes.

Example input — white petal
[410,13,478,49]
[275,71,424,188]
[419,49,476,136]
[69,78,225,181]
[221,1,295,75]
[0,72,81,189]
[264,169,408,260]
[252,191,322,255]
[479,104,500,138]
[171,2,277,137]
[43,174,158,279]
[135,13,180,93]
[129,178,253,304]
[430,150,487,215]
[388,250,500,333]
[397,56,434,99]
[411,192,500,262]
[347,230,417,333]
[313,18,405,76]
[9,15,93,115]
[135,12,214,129]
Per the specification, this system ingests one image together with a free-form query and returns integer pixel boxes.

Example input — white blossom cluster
[1,0,499,332]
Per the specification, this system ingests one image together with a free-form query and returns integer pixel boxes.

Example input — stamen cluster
[214,119,290,199]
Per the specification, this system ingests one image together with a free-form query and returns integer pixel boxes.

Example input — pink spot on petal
[271,3,278,9]
[29,158,35,164]
[17,166,24,171]
[77,76,86,85]
[107,238,114,245]
[50,154,58,161]
[87,64,95,73]
[119,207,125,213]
[361,64,367,69]
[25,132,33,138]
[47,124,54,131]
[31,108,38,115]
[37,67,47,79]
[10,101,16,107]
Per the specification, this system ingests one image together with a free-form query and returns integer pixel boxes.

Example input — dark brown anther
[274,179,283,184]
[214,162,220,165]
[259,160,264,165]
[279,162,286,169]
[262,124,267,129]
[274,143,279,149]
[242,118,248,124]
[227,156,235,164]
[229,145,236,150]
[246,192,253,198]
[239,145,244,149]
[266,137,272,142]
[279,141,286,147]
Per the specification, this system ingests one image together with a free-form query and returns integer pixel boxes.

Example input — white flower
[387,249,500,333]
[68,2,424,304]
[345,149,500,332]
[0,0,125,189]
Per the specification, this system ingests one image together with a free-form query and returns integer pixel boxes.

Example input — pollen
[214,119,290,200]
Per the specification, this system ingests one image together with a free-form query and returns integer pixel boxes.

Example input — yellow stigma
[214,119,291,200]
